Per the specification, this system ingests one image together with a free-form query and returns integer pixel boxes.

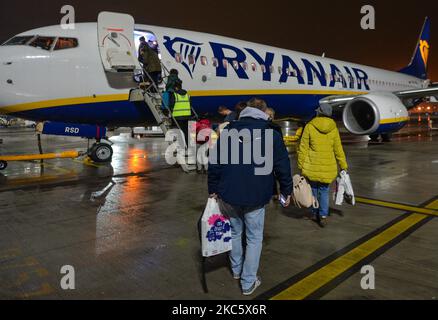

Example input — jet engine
[342,92,409,135]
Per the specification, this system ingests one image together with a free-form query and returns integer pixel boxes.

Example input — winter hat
[316,103,333,117]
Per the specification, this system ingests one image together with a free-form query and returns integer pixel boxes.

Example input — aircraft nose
[0,47,20,114]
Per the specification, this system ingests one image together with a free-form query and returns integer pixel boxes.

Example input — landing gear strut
[381,133,392,142]
[369,133,392,143]
[88,141,113,163]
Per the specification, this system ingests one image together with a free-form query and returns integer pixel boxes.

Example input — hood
[175,88,187,95]
[309,116,336,134]
[238,107,269,121]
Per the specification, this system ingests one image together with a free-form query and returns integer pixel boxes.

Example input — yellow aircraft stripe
[0,89,367,115]
[271,212,428,300]
[356,197,438,216]
[379,117,410,125]
[1,94,130,114]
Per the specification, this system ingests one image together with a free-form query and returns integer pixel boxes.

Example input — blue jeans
[229,207,265,291]
[310,181,330,217]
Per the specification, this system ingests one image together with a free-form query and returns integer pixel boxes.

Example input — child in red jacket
[194,118,212,173]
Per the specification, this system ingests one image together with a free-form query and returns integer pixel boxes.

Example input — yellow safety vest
[172,92,192,118]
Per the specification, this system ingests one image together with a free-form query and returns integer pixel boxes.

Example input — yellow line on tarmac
[425,199,438,210]
[72,158,102,168]
[41,162,75,175]
[4,173,77,186]
[271,213,428,300]
[271,199,438,300]
[356,196,438,217]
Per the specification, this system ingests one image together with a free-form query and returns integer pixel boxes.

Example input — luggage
[292,174,319,209]
[334,170,355,205]
[200,198,232,257]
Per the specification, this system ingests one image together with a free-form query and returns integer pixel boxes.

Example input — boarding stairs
[129,68,197,173]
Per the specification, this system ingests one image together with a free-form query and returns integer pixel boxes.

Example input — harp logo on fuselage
[163,36,203,79]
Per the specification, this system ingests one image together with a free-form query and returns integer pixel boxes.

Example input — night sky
[1,0,437,80]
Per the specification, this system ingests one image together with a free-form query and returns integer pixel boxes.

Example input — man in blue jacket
[208,98,292,296]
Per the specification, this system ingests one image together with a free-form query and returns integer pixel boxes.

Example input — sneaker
[319,216,328,227]
[242,277,261,296]
[233,274,240,280]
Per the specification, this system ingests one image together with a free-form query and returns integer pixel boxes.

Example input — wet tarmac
[0,121,437,299]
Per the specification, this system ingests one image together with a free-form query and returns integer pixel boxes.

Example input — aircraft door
[97,12,141,73]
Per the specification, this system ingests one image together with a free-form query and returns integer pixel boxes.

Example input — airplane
[0,11,436,166]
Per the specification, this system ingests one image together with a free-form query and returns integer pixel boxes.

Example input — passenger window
[260,65,266,73]
[54,37,78,50]
[269,65,274,74]
[222,59,228,69]
[188,54,195,65]
[251,63,257,72]
[240,62,248,70]
[278,66,282,74]
[175,53,182,63]
[232,60,239,70]
[200,56,208,66]
[3,35,34,46]
[212,57,218,67]
[29,36,55,50]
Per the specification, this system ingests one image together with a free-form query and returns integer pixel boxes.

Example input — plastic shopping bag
[334,171,355,206]
[201,198,232,257]
[334,176,345,205]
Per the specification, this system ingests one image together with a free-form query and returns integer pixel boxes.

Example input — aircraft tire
[381,133,392,142]
[0,160,7,170]
[369,134,380,142]
[89,143,113,163]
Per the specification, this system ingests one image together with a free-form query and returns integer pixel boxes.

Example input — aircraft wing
[393,86,438,99]
[320,86,438,108]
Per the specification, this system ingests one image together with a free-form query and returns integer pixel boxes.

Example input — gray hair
[247,97,268,112]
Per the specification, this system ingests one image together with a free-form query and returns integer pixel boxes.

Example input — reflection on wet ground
[0,122,437,299]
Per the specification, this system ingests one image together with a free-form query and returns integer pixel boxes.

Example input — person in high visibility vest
[169,81,193,148]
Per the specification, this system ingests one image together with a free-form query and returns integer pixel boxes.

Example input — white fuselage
[0,23,425,126]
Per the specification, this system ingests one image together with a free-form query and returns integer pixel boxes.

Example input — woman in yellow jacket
[297,104,348,225]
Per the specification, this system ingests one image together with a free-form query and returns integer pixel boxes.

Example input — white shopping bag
[201,198,232,257]
[334,171,355,206]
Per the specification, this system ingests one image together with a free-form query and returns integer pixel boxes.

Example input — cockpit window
[29,36,55,50]
[54,37,78,50]
[53,38,78,50]
[3,36,34,46]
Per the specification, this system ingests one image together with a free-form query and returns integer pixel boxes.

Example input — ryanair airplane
[0,12,436,163]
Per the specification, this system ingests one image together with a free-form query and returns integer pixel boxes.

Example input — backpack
[292,174,319,209]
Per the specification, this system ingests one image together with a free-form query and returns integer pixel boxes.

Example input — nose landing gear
[88,140,113,163]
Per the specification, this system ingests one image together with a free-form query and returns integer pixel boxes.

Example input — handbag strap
[292,195,301,208]
[312,197,319,209]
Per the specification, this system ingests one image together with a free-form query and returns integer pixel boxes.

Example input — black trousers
[144,70,161,90]
[175,118,189,148]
